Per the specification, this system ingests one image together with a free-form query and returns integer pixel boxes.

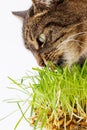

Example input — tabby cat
[13,0,87,67]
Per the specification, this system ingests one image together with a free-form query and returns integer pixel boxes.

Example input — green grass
[8,61,87,130]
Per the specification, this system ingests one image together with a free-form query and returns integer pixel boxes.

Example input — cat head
[13,0,87,67]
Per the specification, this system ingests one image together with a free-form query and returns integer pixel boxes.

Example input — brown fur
[15,0,87,66]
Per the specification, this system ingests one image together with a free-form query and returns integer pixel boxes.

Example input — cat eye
[37,34,46,47]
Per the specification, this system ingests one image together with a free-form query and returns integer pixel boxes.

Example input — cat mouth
[56,57,65,66]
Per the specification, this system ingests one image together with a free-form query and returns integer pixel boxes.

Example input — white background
[0,0,38,130]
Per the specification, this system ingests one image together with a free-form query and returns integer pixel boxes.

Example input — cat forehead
[32,0,64,11]
[33,0,64,6]
[13,0,87,19]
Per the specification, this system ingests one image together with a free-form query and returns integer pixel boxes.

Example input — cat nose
[39,60,45,66]
[35,54,45,66]
[33,52,45,66]
[29,47,45,66]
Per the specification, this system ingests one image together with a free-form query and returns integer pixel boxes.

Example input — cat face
[13,0,87,67]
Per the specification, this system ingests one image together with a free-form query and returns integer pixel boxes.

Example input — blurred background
[0,0,38,129]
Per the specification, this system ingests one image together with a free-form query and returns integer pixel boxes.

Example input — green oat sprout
[8,61,87,130]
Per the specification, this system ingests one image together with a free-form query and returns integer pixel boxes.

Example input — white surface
[0,0,38,130]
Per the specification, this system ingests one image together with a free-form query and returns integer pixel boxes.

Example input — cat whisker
[56,34,86,51]
[70,20,87,29]
[69,39,86,48]
[69,31,87,39]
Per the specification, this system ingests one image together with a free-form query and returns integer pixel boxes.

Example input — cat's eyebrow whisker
[57,31,87,47]
[69,31,87,39]
[59,21,87,37]
[56,38,71,50]
[65,20,87,32]
[60,31,87,46]
[70,39,86,48]
[56,32,87,51]
[70,20,87,28]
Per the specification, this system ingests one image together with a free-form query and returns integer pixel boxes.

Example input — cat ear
[12,10,28,19]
